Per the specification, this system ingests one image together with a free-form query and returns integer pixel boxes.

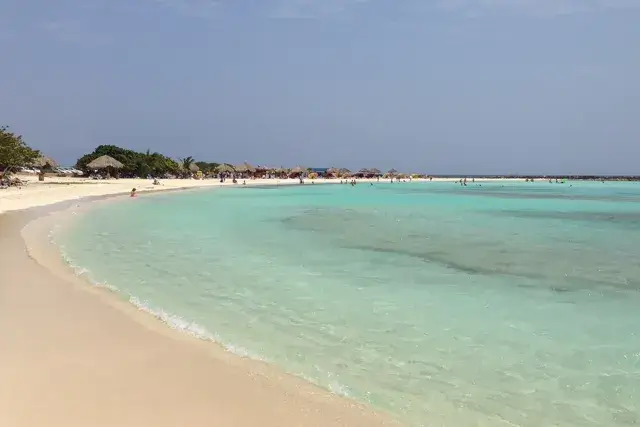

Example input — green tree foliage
[0,126,40,171]
[195,161,220,175]
[76,145,182,178]
[180,156,195,172]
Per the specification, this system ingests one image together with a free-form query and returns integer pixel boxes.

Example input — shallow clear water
[56,181,640,426]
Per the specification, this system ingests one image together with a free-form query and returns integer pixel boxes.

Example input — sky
[1,0,639,174]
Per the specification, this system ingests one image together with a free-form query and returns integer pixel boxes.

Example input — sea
[53,180,640,426]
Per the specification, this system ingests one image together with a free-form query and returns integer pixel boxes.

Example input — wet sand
[0,198,400,427]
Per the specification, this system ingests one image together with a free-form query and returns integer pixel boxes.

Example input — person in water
[130,188,137,197]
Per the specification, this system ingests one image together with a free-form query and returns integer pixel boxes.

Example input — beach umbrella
[234,162,256,173]
[32,155,58,169]
[215,164,235,173]
[326,167,340,176]
[336,168,351,177]
[188,163,200,172]
[370,168,382,176]
[387,168,398,176]
[288,166,307,177]
[87,155,124,170]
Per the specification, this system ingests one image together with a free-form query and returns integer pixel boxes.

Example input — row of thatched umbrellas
[51,155,405,177]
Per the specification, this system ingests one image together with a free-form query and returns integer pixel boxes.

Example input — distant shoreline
[428,175,640,181]
[2,174,638,215]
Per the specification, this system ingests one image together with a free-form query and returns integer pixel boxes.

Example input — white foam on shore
[126,296,266,361]
[54,234,267,361]
[58,249,358,399]
[50,223,361,409]
[128,296,215,341]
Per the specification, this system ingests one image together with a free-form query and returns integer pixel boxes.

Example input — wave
[52,232,267,361]
[49,228,362,409]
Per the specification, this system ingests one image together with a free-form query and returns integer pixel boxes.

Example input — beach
[0,177,402,427]
[0,175,451,214]
[5,177,635,426]
[0,175,324,214]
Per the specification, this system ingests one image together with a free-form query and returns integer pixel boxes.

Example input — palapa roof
[325,167,340,175]
[234,162,256,173]
[32,155,58,168]
[370,168,382,175]
[289,166,306,174]
[215,164,235,173]
[387,168,398,175]
[87,155,124,169]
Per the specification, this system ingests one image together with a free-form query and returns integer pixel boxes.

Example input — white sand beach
[0,174,496,215]
[0,175,312,214]
[0,176,407,427]
[0,174,513,426]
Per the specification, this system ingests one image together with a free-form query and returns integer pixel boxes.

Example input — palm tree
[180,156,195,175]
[180,156,194,170]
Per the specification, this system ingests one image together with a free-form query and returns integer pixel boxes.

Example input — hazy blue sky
[1,1,639,174]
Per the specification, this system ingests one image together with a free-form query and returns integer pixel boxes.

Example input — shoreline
[0,175,529,215]
[0,188,402,426]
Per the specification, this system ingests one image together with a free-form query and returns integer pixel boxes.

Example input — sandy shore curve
[0,190,401,426]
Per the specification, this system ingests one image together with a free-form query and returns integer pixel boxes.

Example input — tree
[76,145,180,178]
[195,161,220,175]
[0,126,40,173]
[180,156,195,172]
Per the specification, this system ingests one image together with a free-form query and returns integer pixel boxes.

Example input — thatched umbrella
[387,168,398,176]
[289,166,306,176]
[234,162,255,174]
[325,167,338,177]
[336,168,351,177]
[32,155,58,169]
[87,155,124,170]
[370,168,382,176]
[357,168,370,177]
[215,164,235,174]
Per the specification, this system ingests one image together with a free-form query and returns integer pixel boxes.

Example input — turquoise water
[55,181,640,426]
